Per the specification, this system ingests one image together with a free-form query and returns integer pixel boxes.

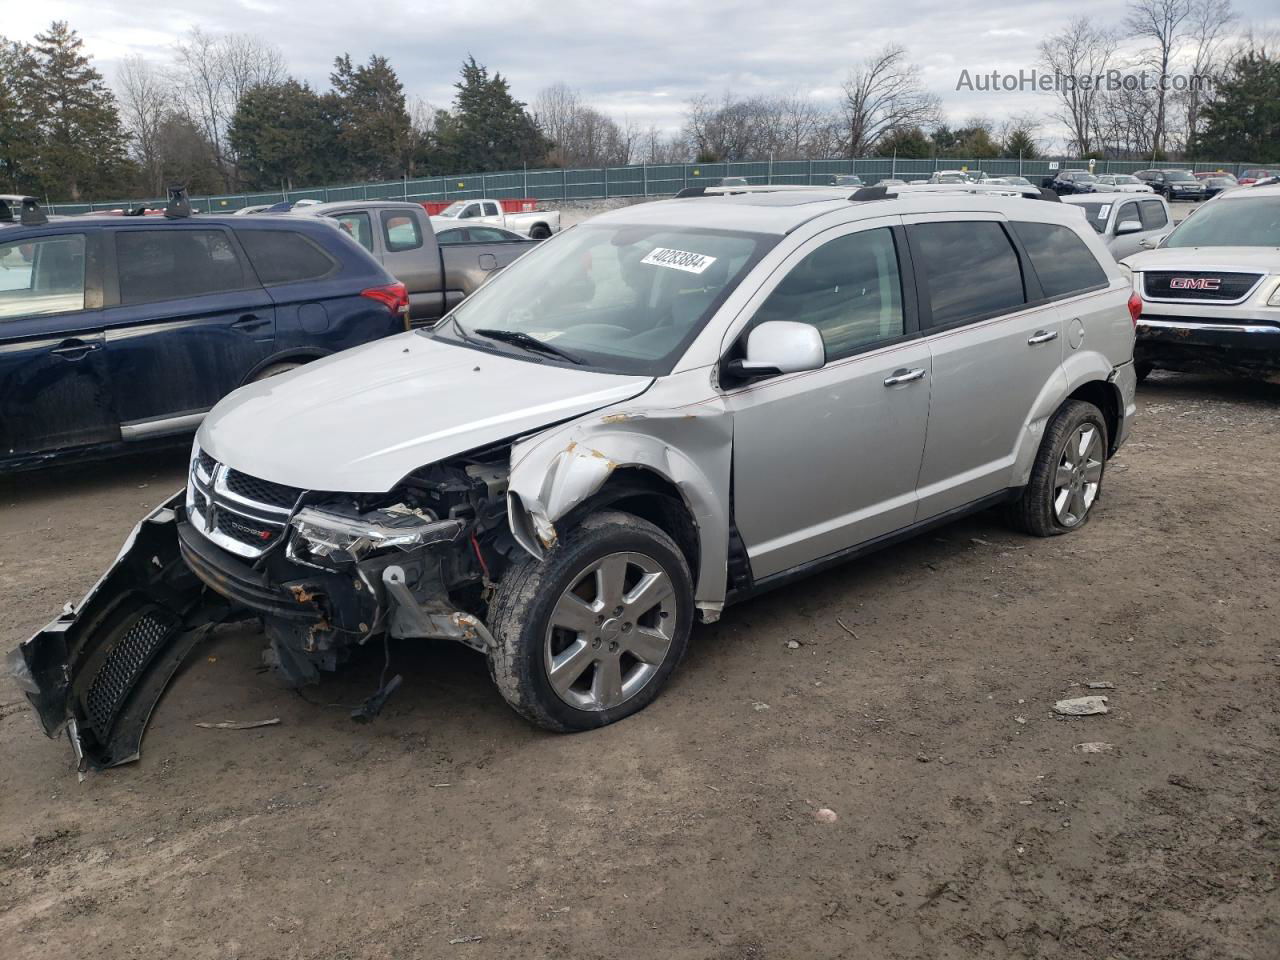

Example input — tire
[529,224,551,240]
[488,509,694,732]
[1135,361,1154,384]
[1006,400,1109,538]
[251,361,303,382]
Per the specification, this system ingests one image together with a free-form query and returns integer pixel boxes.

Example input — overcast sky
[10,0,1280,146]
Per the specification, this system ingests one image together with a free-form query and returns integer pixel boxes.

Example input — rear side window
[1139,200,1168,230]
[912,221,1025,327]
[753,227,904,360]
[237,230,336,285]
[0,234,87,320]
[482,202,500,217]
[468,226,515,242]
[436,228,465,245]
[332,212,373,252]
[1010,221,1108,299]
[117,229,249,304]
[381,211,422,252]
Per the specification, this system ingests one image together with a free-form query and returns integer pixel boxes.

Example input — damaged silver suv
[12,185,1139,769]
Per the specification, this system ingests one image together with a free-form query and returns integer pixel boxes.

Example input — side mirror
[725,321,825,381]
[1116,220,1143,235]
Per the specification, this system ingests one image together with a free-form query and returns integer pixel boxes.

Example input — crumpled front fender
[506,391,733,621]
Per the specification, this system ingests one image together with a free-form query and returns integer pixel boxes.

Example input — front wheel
[1006,400,1108,537]
[488,510,694,731]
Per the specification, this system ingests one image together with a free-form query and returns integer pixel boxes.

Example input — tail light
[362,282,411,329]
[1127,292,1143,326]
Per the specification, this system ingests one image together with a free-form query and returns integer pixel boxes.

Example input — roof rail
[164,185,192,219]
[20,197,48,225]
[849,183,1061,203]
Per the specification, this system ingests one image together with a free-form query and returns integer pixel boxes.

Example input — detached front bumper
[1136,317,1280,375]
[7,495,220,770]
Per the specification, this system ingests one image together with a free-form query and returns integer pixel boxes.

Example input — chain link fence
[45,156,1270,215]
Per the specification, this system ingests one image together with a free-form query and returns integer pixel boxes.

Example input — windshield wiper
[473,329,585,364]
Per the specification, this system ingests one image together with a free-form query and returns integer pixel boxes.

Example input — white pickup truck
[430,199,561,239]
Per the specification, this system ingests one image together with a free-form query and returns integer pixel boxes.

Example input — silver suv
[12,185,1139,769]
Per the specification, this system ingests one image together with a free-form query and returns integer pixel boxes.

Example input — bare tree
[533,83,643,166]
[1179,0,1236,154]
[1125,0,1193,157]
[116,55,171,194]
[1039,19,1117,155]
[174,28,286,188]
[839,46,941,157]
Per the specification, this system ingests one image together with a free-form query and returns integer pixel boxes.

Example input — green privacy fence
[46,156,1269,215]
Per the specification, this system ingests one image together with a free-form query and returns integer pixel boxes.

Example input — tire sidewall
[494,512,694,731]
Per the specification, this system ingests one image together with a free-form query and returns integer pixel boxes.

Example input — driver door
[723,219,932,581]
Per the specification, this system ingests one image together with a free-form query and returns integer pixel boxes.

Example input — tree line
[1,15,1277,204]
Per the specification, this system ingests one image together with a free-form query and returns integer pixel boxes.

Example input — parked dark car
[826,174,865,187]
[1050,170,1099,194]
[1134,169,1206,200]
[289,201,535,326]
[1199,175,1238,199]
[0,198,408,471]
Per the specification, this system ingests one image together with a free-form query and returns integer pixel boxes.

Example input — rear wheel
[1135,361,1154,384]
[488,510,693,731]
[250,361,303,382]
[1007,400,1108,537]
[529,224,551,240]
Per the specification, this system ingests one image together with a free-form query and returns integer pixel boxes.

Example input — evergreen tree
[874,126,932,159]
[436,57,550,171]
[1197,48,1280,162]
[229,80,341,191]
[1003,128,1040,159]
[0,37,40,194]
[330,54,412,180]
[31,21,131,200]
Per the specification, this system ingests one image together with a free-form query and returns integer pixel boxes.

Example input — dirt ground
[1,371,1277,960]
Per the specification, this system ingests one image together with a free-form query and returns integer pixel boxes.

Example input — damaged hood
[199,333,653,492]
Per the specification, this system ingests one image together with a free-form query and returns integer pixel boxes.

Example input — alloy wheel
[543,552,678,711]
[1053,423,1104,527]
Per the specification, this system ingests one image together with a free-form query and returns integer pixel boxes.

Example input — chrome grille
[187,450,300,559]
[1143,271,1263,303]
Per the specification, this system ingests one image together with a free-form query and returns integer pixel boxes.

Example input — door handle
[231,314,270,333]
[883,367,926,386]
[50,338,99,360]
[1027,330,1059,345]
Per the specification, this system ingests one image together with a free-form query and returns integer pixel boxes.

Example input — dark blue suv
[0,197,409,470]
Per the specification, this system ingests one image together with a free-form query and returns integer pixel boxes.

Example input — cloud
[11,0,1280,146]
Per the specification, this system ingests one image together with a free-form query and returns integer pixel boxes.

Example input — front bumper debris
[8,494,230,771]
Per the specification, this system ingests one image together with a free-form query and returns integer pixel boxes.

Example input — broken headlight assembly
[287,506,465,564]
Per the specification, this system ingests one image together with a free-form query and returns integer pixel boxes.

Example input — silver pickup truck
[292,201,537,324]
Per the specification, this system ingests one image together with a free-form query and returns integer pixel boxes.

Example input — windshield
[1072,173,1098,183]
[1165,172,1197,183]
[1114,175,1139,184]
[1075,202,1113,234]
[432,223,776,375]
[437,201,467,218]
[1163,198,1280,248]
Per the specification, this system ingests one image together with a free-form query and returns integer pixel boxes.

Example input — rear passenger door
[102,226,277,439]
[906,215,1066,519]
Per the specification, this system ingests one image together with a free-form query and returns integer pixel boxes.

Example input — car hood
[1123,246,1280,273]
[198,333,653,493]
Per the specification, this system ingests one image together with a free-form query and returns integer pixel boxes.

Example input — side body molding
[506,371,734,622]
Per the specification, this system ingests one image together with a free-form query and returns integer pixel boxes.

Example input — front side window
[0,234,87,320]
[1163,197,1280,248]
[459,204,481,220]
[1138,200,1168,230]
[1116,202,1141,227]
[752,228,904,361]
[437,223,774,375]
[381,212,423,252]
[332,212,373,251]
[116,229,248,305]
[1010,221,1108,300]
[911,220,1025,327]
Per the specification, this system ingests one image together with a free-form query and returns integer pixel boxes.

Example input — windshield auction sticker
[642,247,717,274]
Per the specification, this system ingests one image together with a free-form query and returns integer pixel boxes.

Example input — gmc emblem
[1169,277,1221,290]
